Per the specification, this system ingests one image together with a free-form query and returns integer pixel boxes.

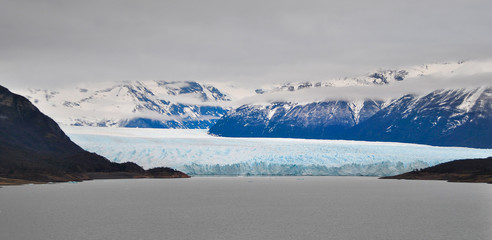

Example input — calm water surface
[0,177,491,240]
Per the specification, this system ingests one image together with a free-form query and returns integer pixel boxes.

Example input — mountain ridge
[209,86,492,148]
[13,60,491,129]
[18,80,232,128]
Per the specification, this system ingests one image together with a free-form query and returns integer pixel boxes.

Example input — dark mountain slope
[0,85,188,183]
[381,157,492,183]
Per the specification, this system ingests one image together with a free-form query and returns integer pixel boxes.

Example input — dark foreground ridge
[381,157,492,183]
[0,85,189,185]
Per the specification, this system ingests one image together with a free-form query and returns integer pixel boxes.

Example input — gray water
[0,177,490,240]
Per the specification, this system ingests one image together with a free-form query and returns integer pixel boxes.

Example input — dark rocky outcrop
[381,157,492,183]
[0,85,188,184]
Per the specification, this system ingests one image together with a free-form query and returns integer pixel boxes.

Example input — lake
[0,177,490,240]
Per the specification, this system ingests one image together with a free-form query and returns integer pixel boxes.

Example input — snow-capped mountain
[346,87,492,148]
[209,99,385,138]
[12,59,492,133]
[210,87,492,148]
[17,81,233,128]
[208,60,492,148]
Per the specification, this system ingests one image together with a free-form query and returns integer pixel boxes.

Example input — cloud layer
[237,69,492,105]
[1,0,492,89]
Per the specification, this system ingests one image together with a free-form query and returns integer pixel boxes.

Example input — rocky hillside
[0,85,188,184]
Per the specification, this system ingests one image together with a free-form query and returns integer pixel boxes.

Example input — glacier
[63,126,492,176]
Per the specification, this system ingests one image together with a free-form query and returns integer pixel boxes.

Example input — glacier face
[63,127,492,176]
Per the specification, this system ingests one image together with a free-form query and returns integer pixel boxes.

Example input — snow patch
[457,87,485,112]
[349,100,365,124]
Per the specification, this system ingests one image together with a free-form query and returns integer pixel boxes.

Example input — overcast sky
[1,0,491,89]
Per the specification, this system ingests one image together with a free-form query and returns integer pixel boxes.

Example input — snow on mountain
[62,127,492,176]
[347,86,492,148]
[209,99,386,138]
[227,59,492,111]
[211,86,492,148]
[11,59,492,130]
[16,80,234,128]
[208,60,492,148]
[253,59,490,95]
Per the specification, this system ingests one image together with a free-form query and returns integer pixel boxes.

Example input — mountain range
[210,87,492,148]
[17,81,232,128]
[10,60,492,148]
[13,60,484,128]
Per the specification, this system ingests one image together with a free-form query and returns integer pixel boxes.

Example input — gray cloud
[1,0,492,89]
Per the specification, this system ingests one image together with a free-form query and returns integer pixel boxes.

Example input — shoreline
[0,171,190,186]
